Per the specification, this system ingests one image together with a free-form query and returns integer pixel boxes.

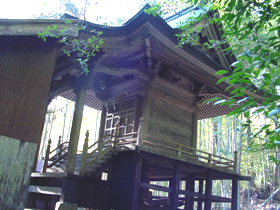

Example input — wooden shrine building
[0,5,259,210]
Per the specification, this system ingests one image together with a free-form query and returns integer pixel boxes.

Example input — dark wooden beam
[184,173,195,210]
[98,105,107,140]
[139,182,173,193]
[205,170,213,210]
[139,159,149,205]
[211,195,232,203]
[94,64,148,81]
[179,189,206,199]
[197,179,204,210]
[170,162,181,209]
[132,153,142,210]
[231,176,238,210]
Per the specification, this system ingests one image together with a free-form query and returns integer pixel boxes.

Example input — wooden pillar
[205,171,213,210]
[98,105,107,140]
[132,152,142,210]
[139,159,148,205]
[171,162,181,209]
[65,88,86,174]
[185,173,195,210]
[191,95,198,149]
[80,130,89,176]
[197,179,204,210]
[109,152,142,210]
[231,176,238,210]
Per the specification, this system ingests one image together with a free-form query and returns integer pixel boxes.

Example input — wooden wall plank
[0,36,57,144]
[147,96,194,146]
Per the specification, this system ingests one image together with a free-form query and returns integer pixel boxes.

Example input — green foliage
[147,0,280,162]
[38,20,104,75]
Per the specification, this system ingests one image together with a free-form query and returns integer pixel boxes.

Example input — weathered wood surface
[0,36,57,144]
[148,77,195,107]
[0,19,79,36]
[147,96,194,147]
[65,88,87,174]
[0,135,37,210]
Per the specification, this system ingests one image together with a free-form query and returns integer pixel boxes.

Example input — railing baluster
[42,139,52,172]
[208,154,211,166]
[137,117,144,147]
[80,130,89,176]
[114,123,120,148]
[178,144,182,157]
[57,136,62,160]
[234,151,238,172]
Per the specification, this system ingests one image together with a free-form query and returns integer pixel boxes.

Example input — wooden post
[231,176,238,210]
[42,139,51,172]
[131,152,142,210]
[185,173,195,210]
[178,144,182,157]
[191,95,198,151]
[197,179,204,210]
[80,130,89,176]
[208,154,212,165]
[57,136,62,160]
[138,159,148,205]
[114,123,119,148]
[98,105,107,140]
[234,151,238,172]
[171,162,181,209]
[205,170,213,210]
[65,88,87,174]
[136,118,144,147]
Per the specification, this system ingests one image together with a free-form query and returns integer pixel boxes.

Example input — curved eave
[73,7,230,94]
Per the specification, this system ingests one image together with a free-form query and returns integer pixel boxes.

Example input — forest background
[2,0,279,209]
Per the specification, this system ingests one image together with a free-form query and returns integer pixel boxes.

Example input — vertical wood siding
[0,36,57,144]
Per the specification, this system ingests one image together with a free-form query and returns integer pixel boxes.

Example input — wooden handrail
[141,136,235,170]
[49,142,69,155]
[42,137,69,172]
[143,134,234,163]
[80,123,121,176]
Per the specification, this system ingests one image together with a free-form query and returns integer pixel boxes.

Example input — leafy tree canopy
[147,0,280,162]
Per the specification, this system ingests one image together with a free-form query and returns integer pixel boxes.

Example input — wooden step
[28,185,62,195]
[31,172,66,178]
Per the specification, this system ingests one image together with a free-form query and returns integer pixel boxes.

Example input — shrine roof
[0,5,263,119]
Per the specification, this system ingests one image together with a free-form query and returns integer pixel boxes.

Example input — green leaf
[216,70,229,75]
[217,76,230,84]
[231,87,245,94]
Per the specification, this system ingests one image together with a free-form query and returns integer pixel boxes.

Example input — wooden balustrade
[141,134,236,171]
[42,136,69,172]
[80,123,120,176]
[42,117,237,174]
